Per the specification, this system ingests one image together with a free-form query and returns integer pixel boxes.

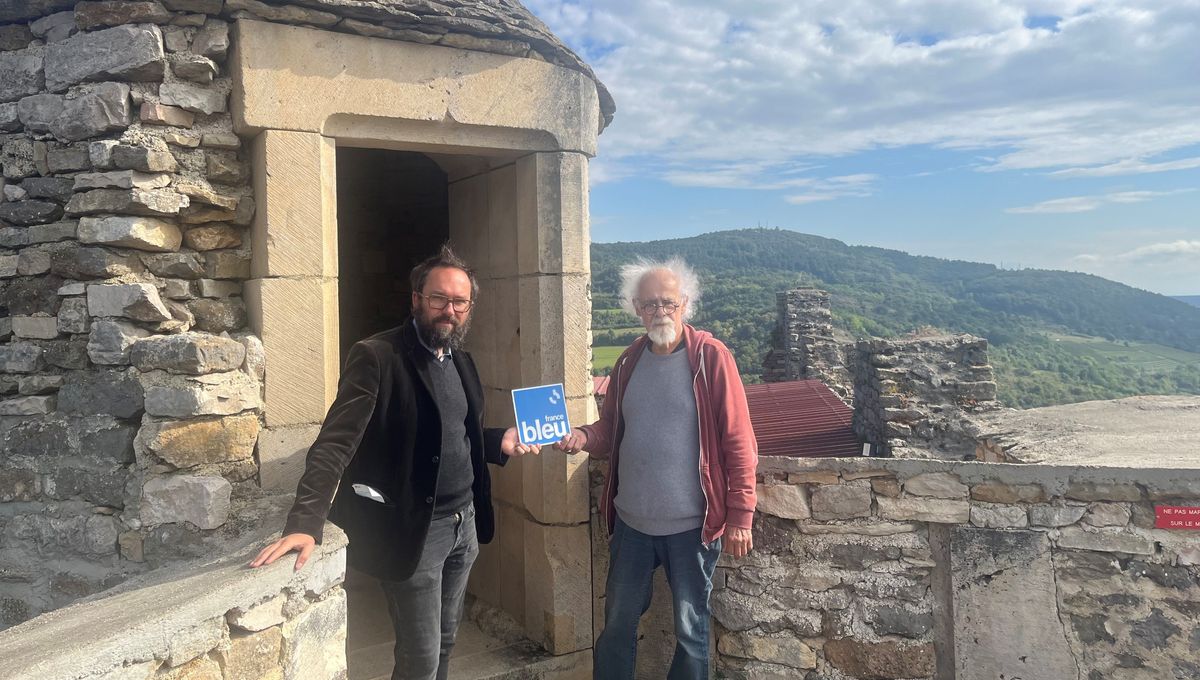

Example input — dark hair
[410,243,479,300]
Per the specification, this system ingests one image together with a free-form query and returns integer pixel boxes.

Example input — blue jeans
[379,505,478,680]
[594,518,722,680]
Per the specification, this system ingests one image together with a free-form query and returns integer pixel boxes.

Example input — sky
[524,0,1200,296]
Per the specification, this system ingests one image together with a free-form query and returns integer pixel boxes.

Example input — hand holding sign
[512,383,572,446]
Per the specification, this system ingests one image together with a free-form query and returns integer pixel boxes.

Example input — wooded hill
[590,229,1200,408]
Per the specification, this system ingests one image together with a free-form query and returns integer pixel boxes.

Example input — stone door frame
[229,18,598,655]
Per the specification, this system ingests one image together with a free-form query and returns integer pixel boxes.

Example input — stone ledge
[0,497,347,680]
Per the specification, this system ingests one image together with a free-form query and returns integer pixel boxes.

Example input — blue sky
[526,0,1200,296]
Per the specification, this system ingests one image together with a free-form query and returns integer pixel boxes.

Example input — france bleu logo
[511,383,572,446]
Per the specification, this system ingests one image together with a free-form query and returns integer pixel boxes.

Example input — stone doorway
[335,148,449,353]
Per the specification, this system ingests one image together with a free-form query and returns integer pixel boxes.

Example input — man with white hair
[557,257,758,680]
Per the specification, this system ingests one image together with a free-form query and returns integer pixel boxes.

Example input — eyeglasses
[635,299,682,315]
[419,293,474,313]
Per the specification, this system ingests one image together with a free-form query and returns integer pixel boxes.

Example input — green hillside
[590,229,1200,408]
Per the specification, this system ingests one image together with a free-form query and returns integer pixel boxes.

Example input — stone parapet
[0,501,348,680]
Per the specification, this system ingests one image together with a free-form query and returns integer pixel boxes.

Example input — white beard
[647,321,677,346]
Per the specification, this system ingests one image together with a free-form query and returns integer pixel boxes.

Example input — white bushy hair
[619,256,701,321]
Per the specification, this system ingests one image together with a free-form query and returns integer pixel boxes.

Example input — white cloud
[1007,189,1192,214]
[1051,156,1200,178]
[1114,240,1200,261]
[526,0,1200,187]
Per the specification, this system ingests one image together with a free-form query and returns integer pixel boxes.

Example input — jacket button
[426,497,434,504]
[432,456,439,463]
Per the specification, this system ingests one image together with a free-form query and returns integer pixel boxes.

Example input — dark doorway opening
[336,148,450,358]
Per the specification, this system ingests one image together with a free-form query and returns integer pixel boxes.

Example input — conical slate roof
[0,0,615,129]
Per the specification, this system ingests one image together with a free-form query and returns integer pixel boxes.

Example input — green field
[592,346,625,373]
[1046,333,1200,372]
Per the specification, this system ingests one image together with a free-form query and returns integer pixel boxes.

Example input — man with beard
[556,257,758,680]
[251,245,538,680]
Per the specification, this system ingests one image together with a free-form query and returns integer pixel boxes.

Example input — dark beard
[416,315,471,352]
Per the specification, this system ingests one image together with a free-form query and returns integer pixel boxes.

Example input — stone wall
[761,289,853,403]
[0,3,263,629]
[762,289,1001,459]
[612,456,1200,679]
[0,504,348,680]
[851,334,1001,459]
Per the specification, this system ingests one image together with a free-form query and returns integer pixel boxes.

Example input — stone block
[203,250,249,280]
[111,145,178,173]
[160,81,227,115]
[43,339,89,369]
[0,199,63,225]
[140,369,260,417]
[197,278,241,298]
[166,615,228,667]
[281,588,347,680]
[58,368,145,418]
[969,503,1029,528]
[226,0,339,25]
[256,424,317,492]
[88,319,153,365]
[137,413,259,468]
[44,24,165,92]
[523,520,591,654]
[26,220,77,243]
[244,277,338,427]
[18,374,65,395]
[47,146,92,172]
[810,483,873,521]
[517,273,592,398]
[227,594,286,632]
[1065,481,1144,502]
[0,102,18,131]
[174,182,239,210]
[159,656,222,679]
[877,496,970,524]
[173,54,218,84]
[193,18,229,61]
[0,342,43,373]
[19,177,73,202]
[515,152,589,275]
[755,483,811,520]
[140,473,231,529]
[0,253,16,278]
[31,12,77,43]
[1082,502,1131,527]
[17,93,65,133]
[904,472,968,498]
[130,332,245,374]
[88,283,172,321]
[222,627,284,680]
[718,631,816,669]
[0,46,45,104]
[231,20,598,155]
[188,297,248,333]
[0,23,33,51]
[185,223,241,251]
[1056,526,1155,555]
[78,215,182,252]
[12,314,59,339]
[140,102,194,128]
[788,469,842,485]
[74,1,172,29]
[0,394,56,415]
[205,149,245,183]
[143,252,205,279]
[825,639,935,680]
[950,527,1077,680]
[163,0,223,12]
[50,82,132,141]
[17,247,52,275]
[522,448,590,525]
[52,245,144,278]
[74,169,171,191]
[250,130,337,278]
[66,188,188,217]
[201,132,240,149]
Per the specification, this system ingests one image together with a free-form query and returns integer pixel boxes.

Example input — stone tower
[761,288,853,402]
[0,0,609,661]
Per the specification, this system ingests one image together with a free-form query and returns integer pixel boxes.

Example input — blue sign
[512,383,572,446]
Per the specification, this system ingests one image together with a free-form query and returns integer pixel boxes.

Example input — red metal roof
[743,379,864,458]
[593,375,609,396]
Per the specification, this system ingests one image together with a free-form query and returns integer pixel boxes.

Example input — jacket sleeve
[708,343,758,530]
[282,342,381,542]
[483,427,509,466]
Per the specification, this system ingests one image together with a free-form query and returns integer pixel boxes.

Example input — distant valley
[590,229,1200,409]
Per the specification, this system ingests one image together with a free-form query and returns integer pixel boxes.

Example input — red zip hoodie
[580,324,758,543]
